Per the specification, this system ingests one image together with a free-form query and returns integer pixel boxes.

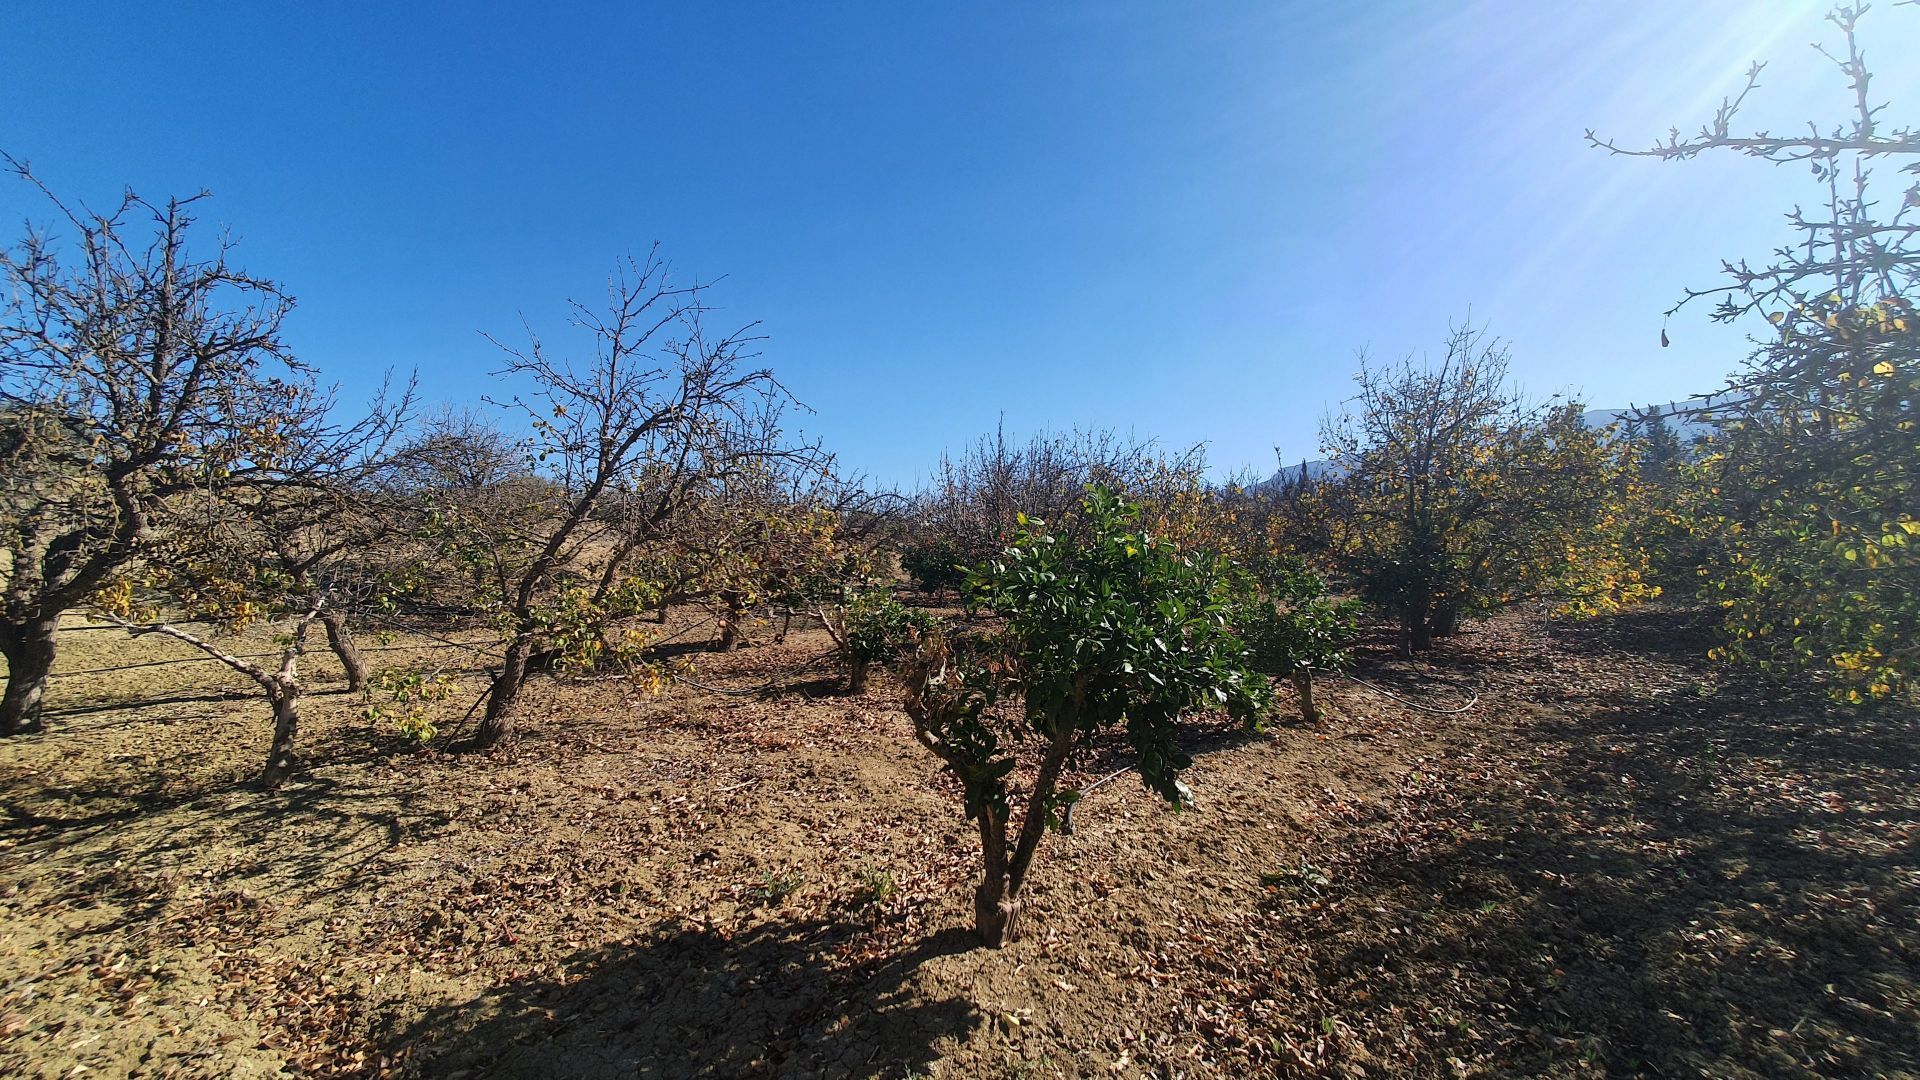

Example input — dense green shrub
[1235,554,1359,723]
[820,587,939,692]
[902,487,1268,946]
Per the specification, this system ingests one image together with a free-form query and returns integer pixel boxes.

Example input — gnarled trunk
[98,608,317,787]
[320,609,368,692]
[1402,591,1433,654]
[715,591,749,651]
[973,808,1018,948]
[262,686,301,788]
[1293,668,1319,724]
[0,617,59,737]
[972,730,1073,948]
[476,637,532,746]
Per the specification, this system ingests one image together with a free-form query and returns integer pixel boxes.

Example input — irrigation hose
[1321,667,1484,715]
[1059,765,1133,835]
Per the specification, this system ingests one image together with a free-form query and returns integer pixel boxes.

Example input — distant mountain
[1580,394,1727,442]
[1261,395,1730,490]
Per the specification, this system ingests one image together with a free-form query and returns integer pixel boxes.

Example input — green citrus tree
[818,586,937,693]
[901,487,1268,947]
[1232,553,1359,724]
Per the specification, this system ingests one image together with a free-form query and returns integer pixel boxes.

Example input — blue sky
[4,2,1915,487]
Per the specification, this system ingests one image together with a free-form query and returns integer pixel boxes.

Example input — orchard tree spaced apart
[1232,552,1358,725]
[89,374,414,788]
[444,250,805,747]
[0,155,304,735]
[1318,322,1655,652]
[901,488,1270,948]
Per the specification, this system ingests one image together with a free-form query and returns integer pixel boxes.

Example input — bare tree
[86,374,413,786]
[1590,3,1920,701]
[905,423,1207,593]
[458,251,797,746]
[1586,4,1917,342]
[0,156,298,735]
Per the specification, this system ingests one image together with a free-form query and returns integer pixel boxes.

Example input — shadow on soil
[3,735,448,903]
[1291,609,1920,1076]
[389,921,980,1079]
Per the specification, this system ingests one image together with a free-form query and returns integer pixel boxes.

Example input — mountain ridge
[1263,395,1725,488]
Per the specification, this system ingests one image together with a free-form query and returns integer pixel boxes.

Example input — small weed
[747,869,802,907]
[1261,858,1333,900]
[363,668,458,744]
[853,864,896,908]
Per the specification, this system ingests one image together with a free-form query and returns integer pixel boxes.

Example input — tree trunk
[773,607,793,645]
[95,608,320,785]
[847,655,870,695]
[0,617,59,737]
[716,592,748,651]
[1430,603,1461,638]
[262,687,301,789]
[978,730,1073,947]
[1402,592,1432,654]
[1293,668,1319,724]
[476,637,531,746]
[973,809,1018,948]
[320,610,368,692]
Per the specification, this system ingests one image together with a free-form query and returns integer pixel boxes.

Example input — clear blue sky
[4,2,1915,487]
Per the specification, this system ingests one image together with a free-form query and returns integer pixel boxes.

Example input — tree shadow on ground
[388,920,980,1079]
[1543,602,1722,666]
[1277,613,1920,1077]
[1328,615,1498,704]
[776,673,856,699]
[2,727,449,906]
[40,688,258,721]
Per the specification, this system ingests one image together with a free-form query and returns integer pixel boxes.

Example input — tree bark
[476,637,531,746]
[1005,732,1073,893]
[1402,591,1433,654]
[320,609,368,692]
[976,730,1074,947]
[715,591,748,651]
[257,609,317,788]
[262,688,301,788]
[0,617,59,737]
[1431,603,1461,638]
[847,655,870,695]
[1293,668,1319,724]
[973,807,1017,948]
[98,609,316,787]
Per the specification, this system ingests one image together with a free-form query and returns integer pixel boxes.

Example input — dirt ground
[2,605,1916,1078]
